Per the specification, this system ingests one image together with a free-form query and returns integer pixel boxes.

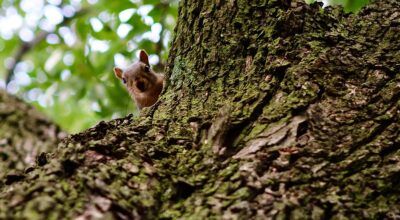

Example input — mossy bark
[1,0,400,219]
[0,90,65,180]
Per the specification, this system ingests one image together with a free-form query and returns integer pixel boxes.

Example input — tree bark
[1,0,400,219]
[0,90,65,180]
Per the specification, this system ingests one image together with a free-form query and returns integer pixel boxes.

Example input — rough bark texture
[0,90,65,180]
[1,0,400,219]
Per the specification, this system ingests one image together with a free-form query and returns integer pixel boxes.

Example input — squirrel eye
[144,65,150,72]
[122,78,127,84]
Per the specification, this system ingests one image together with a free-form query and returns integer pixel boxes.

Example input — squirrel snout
[113,50,164,110]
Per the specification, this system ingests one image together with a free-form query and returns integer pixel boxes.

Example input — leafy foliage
[306,0,370,12]
[0,0,178,133]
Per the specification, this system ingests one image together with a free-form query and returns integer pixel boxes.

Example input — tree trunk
[1,0,400,219]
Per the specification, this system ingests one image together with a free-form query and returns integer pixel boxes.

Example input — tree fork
[1,0,400,219]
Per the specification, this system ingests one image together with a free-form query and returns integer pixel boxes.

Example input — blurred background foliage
[306,0,370,12]
[0,0,178,133]
[0,0,369,133]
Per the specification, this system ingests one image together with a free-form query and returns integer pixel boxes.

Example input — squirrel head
[113,50,164,109]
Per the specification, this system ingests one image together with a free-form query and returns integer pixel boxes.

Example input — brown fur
[114,50,164,110]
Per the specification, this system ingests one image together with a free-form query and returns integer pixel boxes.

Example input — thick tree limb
[0,90,66,178]
[1,0,400,219]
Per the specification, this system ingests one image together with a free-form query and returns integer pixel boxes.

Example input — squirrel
[114,50,164,110]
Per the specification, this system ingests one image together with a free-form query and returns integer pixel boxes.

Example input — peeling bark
[1,0,400,219]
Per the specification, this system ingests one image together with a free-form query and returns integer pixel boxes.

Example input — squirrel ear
[113,67,123,79]
[139,50,150,66]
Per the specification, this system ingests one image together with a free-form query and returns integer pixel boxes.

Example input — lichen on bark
[1,0,400,219]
